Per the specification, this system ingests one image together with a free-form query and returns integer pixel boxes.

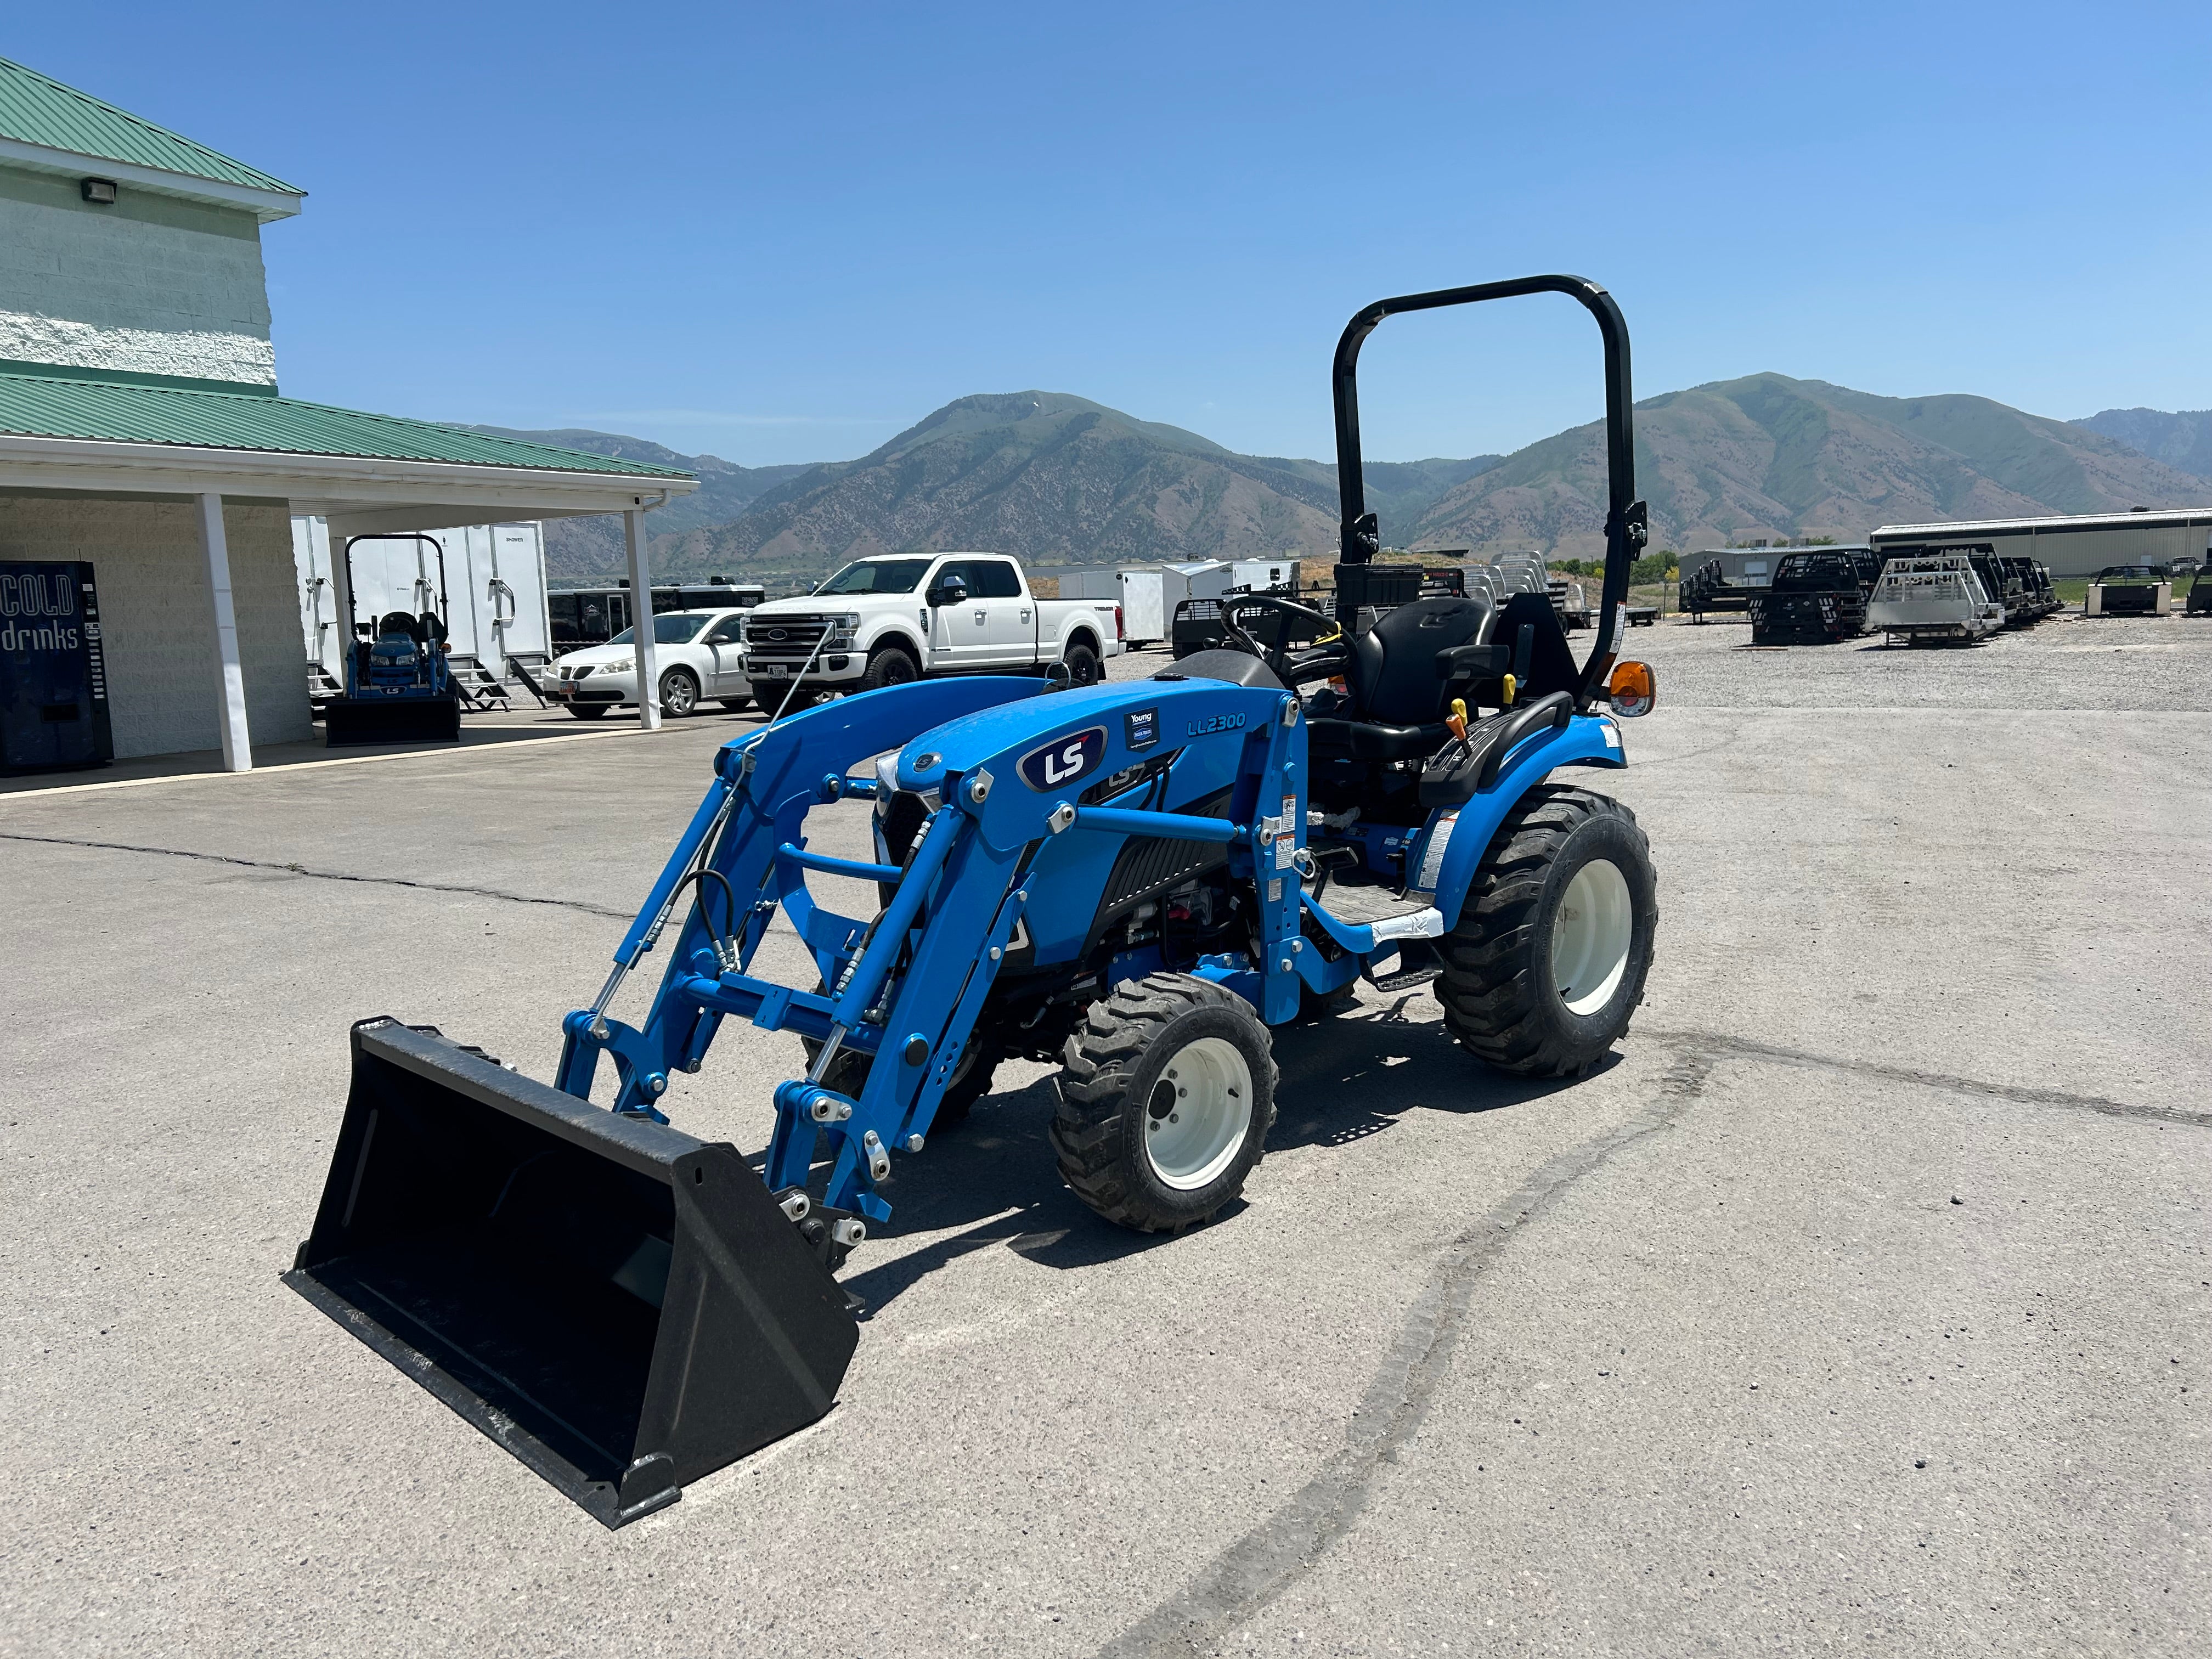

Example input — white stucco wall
[0,494,311,757]
[0,167,276,386]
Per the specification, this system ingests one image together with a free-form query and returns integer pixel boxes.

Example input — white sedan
[539,608,754,719]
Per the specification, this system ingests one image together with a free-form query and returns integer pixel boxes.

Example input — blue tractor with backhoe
[286,275,1664,1526]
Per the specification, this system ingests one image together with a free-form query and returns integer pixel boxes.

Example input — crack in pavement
[1094,1049,1716,1659]
[0,831,631,919]
[1649,1028,2208,1128]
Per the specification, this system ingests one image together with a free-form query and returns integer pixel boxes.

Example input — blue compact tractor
[322,533,462,746]
[287,276,1663,1525]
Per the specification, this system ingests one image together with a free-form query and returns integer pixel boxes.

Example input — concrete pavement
[1,618,2204,1657]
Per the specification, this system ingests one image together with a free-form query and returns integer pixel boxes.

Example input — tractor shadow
[837,996,1604,1319]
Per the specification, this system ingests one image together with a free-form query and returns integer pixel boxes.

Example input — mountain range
[499,380,2212,585]
[2073,407,2212,482]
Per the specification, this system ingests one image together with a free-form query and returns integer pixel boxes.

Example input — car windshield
[817,558,933,595]
[606,613,712,646]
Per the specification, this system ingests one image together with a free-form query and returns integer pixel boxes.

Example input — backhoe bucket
[323,693,461,747]
[284,1019,858,1526]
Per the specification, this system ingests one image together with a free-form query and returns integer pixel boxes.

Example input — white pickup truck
[737,552,1124,699]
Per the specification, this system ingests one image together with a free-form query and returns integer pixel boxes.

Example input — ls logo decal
[1018,725,1108,792]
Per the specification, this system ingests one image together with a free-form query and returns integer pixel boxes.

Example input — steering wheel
[1219,594,1348,684]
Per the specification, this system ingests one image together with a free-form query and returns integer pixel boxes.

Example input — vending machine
[1,560,114,772]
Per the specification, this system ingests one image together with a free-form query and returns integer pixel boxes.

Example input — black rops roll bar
[342,533,451,641]
[1331,274,1649,706]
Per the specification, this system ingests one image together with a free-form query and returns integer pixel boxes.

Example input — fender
[857,621,928,666]
[1429,713,1625,930]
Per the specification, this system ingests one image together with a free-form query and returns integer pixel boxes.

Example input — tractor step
[1365,938,1443,992]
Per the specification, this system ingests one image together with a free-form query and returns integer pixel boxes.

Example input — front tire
[1062,639,1102,686]
[566,704,609,720]
[658,666,701,718]
[1052,973,1277,1233]
[860,645,921,692]
[1436,786,1657,1078]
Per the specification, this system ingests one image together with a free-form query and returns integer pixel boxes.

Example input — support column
[624,506,661,731]
[197,492,253,771]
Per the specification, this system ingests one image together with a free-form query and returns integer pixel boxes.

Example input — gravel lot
[2,614,2205,1657]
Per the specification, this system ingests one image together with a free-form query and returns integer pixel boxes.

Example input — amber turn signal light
[1607,659,1656,716]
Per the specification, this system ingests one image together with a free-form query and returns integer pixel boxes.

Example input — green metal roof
[0,366,692,478]
[0,57,301,196]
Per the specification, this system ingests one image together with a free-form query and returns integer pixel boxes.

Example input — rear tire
[1436,785,1657,1078]
[1051,973,1276,1233]
[659,667,701,718]
[860,645,921,692]
[1062,639,1102,686]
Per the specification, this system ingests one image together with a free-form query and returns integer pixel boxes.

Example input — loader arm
[555,675,1307,1233]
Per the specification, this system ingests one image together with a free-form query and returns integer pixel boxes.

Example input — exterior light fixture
[81,178,118,205]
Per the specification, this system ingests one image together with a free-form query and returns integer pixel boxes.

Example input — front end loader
[322,533,464,746]
[287,275,1664,1525]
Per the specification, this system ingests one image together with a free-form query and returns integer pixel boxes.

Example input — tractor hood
[897,676,1294,853]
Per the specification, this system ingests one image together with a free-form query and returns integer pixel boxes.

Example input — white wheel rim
[1142,1036,1253,1191]
[1550,858,1634,1016]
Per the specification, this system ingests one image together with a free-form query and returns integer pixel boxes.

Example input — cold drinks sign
[1,561,112,772]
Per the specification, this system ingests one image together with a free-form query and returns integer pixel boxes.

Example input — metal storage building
[1870,510,2212,577]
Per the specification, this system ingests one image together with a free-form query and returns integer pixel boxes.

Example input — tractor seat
[377,611,427,642]
[1304,717,1443,761]
[1308,595,1491,760]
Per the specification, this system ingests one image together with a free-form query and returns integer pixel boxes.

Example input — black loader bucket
[323,693,462,747]
[284,1020,858,1526]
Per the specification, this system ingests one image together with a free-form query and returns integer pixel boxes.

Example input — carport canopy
[0,364,697,767]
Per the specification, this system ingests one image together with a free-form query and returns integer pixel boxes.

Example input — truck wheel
[1062,639,1102,686]
[1436,786,1657,1078]
[1051,973,1276,1233]
[658,667,701,718]
[860,645,920,691]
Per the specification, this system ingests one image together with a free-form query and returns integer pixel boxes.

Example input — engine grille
[746,617,831,664]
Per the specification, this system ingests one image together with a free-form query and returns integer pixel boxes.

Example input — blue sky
[14,2,2211,465]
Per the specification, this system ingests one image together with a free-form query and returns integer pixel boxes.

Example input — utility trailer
[1866,552,2005,645]
[1680,555,1756,619]
[2084,566,2173,617]
[1996,556,2061,623]
[550,580,768,651]
[1547,573,1593,632]
[1171,562,1303,656]
[286,273,1665,1527]
[295,518,554,709]
[1745,548,1883,644]
[2187,566,2212,617]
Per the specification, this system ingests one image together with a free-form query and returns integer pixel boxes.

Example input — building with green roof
[0,57,695,770]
